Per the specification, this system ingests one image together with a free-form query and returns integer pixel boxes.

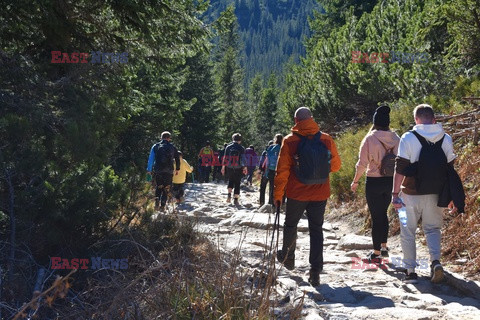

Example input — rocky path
[171,182,480,319]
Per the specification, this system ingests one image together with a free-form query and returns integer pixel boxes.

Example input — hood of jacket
[368,130,400,150]
[291,118,320,136]
[413,123,445,143]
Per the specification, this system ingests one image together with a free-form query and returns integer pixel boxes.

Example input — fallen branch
[13,269,77,320]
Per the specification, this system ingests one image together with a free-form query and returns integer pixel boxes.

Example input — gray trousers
[400,194,443,271]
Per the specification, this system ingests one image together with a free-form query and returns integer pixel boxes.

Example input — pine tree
[213,5,248,141]
[179,52,221,160]
[256,73,280,144]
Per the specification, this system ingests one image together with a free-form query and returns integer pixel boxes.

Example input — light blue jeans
[400,194,444,272]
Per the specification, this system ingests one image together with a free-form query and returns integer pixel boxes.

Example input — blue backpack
[266,144,281,171]
[293,132,331,184]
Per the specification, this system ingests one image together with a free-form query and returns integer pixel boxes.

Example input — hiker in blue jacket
[264,134,283,205]
[147,131,180,211]
[259,140,273,205]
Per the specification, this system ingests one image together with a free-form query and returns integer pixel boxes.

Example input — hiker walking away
[265,134,283,205]
[198,141,214,183]
[274,107,341,287]
[221,133,247,205]
[245,145,257,186]
[259,140,273,205]
[351,105,400,262]
[146,131,180,211]
[172,151,193,204]
[392,104,463,284]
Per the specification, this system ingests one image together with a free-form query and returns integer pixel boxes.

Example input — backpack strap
[411,130,428,146]
[293,131,322,140]
[411,130,445,147]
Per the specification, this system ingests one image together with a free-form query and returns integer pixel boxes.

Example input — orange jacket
[273,118,341,202]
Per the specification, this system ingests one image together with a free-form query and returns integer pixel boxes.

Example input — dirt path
[171,182,480,319]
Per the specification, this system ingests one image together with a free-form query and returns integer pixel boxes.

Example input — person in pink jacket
[351,105,400,262]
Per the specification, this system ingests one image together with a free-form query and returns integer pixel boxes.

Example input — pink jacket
[355,130,400,177]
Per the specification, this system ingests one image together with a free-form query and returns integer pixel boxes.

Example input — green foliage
[178,52,222,161]
[330,128,369,201]
[255,73,281,144]
[213,5,250,142]
[0,0,211,257]
[286,0,480,201]
[208,0,319,85]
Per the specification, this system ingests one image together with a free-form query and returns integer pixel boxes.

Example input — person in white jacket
[351,105,400,263]
[392,104,457,284]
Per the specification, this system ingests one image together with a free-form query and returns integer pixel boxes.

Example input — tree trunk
[6,169,16,283]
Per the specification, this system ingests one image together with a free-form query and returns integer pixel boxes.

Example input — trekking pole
[269,203,281,265]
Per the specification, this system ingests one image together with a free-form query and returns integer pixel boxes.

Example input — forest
[1,0,479,318]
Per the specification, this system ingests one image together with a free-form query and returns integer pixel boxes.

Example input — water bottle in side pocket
[398,205,407,228]
[393,196,407,227]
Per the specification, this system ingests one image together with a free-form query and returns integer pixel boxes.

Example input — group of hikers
[146,104,465,287]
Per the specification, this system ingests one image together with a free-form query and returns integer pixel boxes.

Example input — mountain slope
[206,0,320,83]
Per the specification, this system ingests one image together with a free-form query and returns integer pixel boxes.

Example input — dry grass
[10,212,304,319]
[442,142,480,279]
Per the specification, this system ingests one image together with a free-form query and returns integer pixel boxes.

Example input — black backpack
[373,136,396,176]
[293,132,331,184]
[154,142,175,171]
[411,130,448,194]
[226,143,242,169]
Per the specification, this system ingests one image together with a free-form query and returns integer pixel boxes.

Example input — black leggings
[365,176,392,251]
[259,173,268,204]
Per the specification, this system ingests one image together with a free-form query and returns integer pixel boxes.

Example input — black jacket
[438,164,465,213]
[223,142,245,168]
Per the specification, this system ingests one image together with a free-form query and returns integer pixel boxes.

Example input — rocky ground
[164,181,480,319]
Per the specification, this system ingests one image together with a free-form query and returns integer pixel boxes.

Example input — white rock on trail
[336,234,373,250]
[176,182,480,319]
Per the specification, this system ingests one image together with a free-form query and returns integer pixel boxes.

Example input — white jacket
[397,124,456,163]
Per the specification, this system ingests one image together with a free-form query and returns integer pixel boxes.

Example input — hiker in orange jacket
[274,107,341,287]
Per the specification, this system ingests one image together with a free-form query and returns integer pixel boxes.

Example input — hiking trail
[160,182,480,320]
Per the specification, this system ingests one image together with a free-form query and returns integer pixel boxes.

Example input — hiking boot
[308,269,320,287]
[154,198,160,211]
[430,260,444,283]
[226,196,231,203]
[159,205,166,212]
[366,251,382,263]
[233,198,239,205]
[277,250,295,270]
[380,247,389,257]
[403,271,418,284]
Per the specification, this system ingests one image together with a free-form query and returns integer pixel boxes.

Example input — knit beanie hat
[373,105,390,127]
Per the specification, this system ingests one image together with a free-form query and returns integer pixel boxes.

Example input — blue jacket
[146,140,180,174]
